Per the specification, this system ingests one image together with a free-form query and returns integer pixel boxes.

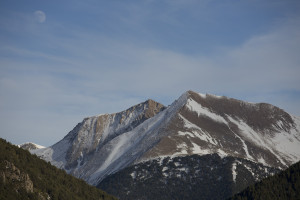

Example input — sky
[0,0,300,147]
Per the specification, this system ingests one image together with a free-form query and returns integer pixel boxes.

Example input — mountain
[19,143,45,151]
[0,138,117,200]
[32,99,167,184]
[229,160,300,200]
[31,90,300,198]
[137,91,300,169]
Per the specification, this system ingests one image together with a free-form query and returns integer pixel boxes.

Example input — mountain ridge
[137,90,300,168]
[31,90,300,187]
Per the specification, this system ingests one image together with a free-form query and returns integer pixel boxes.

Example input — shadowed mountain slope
[229,160,300,200]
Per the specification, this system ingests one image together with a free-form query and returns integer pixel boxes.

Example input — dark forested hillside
[0,138,117,200]
[98,154,279,200]
[230,160,300,200]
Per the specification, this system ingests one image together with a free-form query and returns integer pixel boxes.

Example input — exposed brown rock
[0,160,34,193]
[140,91,299,169]
[187,90,294,133]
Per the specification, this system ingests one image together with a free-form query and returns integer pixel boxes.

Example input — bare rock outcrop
[0,160,33,193]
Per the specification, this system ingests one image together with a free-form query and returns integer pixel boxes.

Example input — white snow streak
[226,121,253,160]
[232,162,237,183]
[179,114,218,145]
[227,115,288,166]
[185,98,228,125]
[191,142,211,155]
[178,131,194,138]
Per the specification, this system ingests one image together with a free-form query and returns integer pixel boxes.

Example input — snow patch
[217,149,228,158]
[191,142,211,155]
[258,157,268,166]
[162,167,168,172]
[178,131,194,138]
[130,171,136,179]
[179,114,218,146]
[175,143,188,155]
[232,162,237,183]
[269,119,300,164]
[226,121,253,160]
[177,167,188,172]
[185,98,228,125]
[179,114,201,130]
[226,115,300,167]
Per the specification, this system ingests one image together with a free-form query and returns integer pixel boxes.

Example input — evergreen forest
[0,138,117,200]
[230,160,300,200]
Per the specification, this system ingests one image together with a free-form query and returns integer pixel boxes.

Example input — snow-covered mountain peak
[19,142,45,151]
[32,98,166,182]
[187,91,294,131]
[31,90,300,186]
[139,91,300,169]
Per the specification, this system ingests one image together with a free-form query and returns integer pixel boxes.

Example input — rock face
[139,91,300,169]
[0,160,33,193]
[33,99,166,184]
[32,90,300,188]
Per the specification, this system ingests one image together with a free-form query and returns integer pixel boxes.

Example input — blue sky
[1,0,300,146]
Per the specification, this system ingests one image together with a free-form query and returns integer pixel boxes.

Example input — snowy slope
[140,91,300,169]
[32,90,300,186]
[32,99,167,184]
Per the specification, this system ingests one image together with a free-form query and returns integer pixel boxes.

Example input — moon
[34,10,46,23]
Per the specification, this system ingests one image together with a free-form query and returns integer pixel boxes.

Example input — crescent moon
[34,10,46,23]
